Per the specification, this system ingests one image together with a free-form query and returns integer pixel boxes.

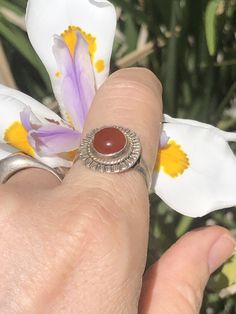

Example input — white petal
[26,0,116,88]
[153,122,236,217]
[163,114,214,127]
[163,114,236,141]
[0,85,61,121]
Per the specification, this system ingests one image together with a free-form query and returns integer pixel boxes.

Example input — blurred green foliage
[0,0,236,312]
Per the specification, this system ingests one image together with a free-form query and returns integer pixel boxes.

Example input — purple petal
[53,36,83,130]
[53,34,95,131]
[28,124,81,156]
[20,106,41,131]
[74,32,96,117]
[20,106,81,156]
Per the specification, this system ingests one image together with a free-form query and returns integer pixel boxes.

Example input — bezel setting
[78,126,141,173]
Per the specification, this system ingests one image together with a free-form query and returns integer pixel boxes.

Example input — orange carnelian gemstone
[93,127,126,155]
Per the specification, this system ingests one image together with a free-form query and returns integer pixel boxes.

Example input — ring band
[0,152,64,184]
[75,126,151,189]
[133,158,150,189]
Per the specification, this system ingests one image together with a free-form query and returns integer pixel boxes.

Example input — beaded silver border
[77,126,141,173]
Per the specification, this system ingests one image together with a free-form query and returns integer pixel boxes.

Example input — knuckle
[66,185,135,245]
[76,187,124,229]
[51,188,125,262]
[52,182,146,271]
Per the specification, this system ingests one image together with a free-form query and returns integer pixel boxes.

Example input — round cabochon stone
[93,127,126,155]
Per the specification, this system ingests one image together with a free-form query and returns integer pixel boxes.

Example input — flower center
[61,25,97,61]
[4,121,35,156]
[155,140,189,177]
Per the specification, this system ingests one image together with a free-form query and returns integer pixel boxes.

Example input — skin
[0,68,235,313]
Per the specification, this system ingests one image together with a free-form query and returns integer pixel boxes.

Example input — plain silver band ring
[0,152,63,184]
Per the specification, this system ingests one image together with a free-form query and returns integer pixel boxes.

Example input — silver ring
[0,152,64,184]
[74,126,151,189]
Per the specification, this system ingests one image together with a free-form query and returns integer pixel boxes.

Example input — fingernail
[208,234,236,273]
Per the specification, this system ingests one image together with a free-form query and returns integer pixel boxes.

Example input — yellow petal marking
[95,59,105,73]
[61,25,97,61]
[55,71,61,78]
[58,149,78,161]
[67,149,78,160]
[4,121,35,156]
[155,140,189,178]
[65,112,75,128]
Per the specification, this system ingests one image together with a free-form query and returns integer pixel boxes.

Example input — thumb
[139,226,235,314]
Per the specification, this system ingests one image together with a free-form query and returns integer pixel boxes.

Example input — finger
[59,68,162,311]
[139,226,235,314]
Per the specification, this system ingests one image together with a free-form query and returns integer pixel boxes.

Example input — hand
[0,68,235,313]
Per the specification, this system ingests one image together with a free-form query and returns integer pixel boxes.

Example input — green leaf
[124,13,137,53]
[222,254,236,286]
[205,0,220,56]
[0,0,25,15]
[175,216,193,237]
[0,18,50,87]
[208,255,236,292]
[110,0,147,23]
